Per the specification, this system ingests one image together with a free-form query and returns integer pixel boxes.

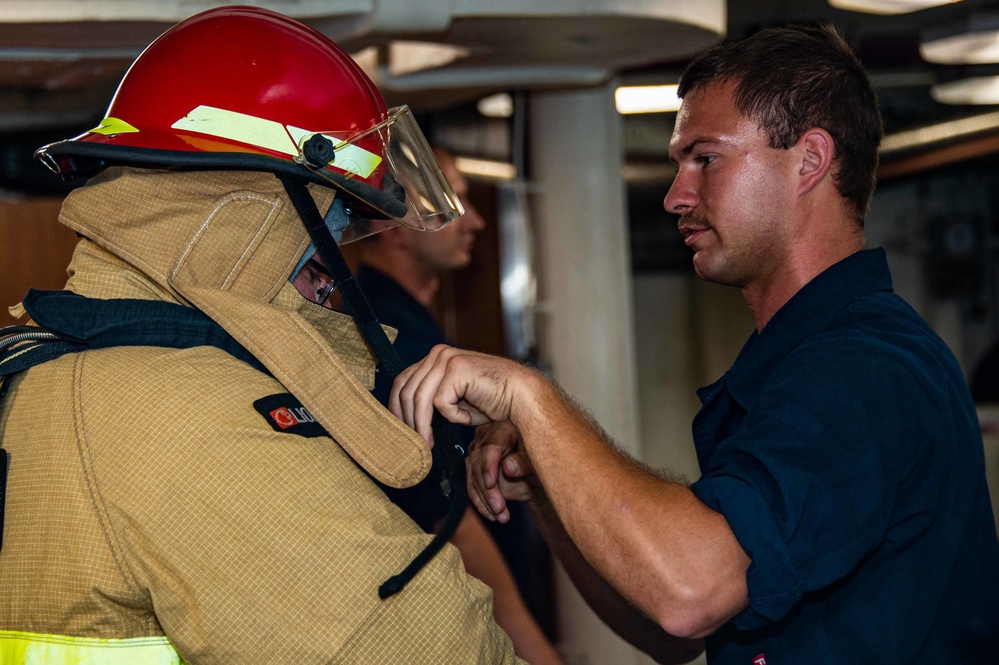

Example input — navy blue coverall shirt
[356,263,473,531]
[690,249,999,664]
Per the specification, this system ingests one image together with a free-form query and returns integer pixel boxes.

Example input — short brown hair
[677,25,883,224]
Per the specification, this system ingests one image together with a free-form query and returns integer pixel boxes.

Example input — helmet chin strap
[279,177,468,599]
[288,198,349,281]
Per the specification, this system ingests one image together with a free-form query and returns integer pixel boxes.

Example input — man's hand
[467,421,538,523]
[389,344,530,446]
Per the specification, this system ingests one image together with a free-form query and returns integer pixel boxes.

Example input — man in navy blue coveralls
[389,25,999,664]
[355,148,563,665]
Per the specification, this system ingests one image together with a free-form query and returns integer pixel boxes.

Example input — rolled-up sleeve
[692,342,925,631]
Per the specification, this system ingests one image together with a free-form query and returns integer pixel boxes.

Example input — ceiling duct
[0,0,724,130]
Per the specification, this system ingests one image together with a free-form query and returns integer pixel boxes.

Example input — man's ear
[796,128,834,196]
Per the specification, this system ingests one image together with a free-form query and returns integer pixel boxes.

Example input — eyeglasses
[307,258,337,306]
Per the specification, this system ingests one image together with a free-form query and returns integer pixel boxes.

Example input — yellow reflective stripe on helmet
[0,630,183,664]
[173,105,293,157]
[171,105,381,178]
[89,117,140,135]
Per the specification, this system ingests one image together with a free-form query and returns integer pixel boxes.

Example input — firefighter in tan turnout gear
[0,7,522,664]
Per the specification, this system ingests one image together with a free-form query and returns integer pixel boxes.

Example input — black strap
[280,177,468,599]
[0,448,6,555]
[0,294,269,379]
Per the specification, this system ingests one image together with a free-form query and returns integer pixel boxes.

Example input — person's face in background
[293,149,487,309]
[402,149,487,273]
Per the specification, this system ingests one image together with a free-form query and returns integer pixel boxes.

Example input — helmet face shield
[295,106,463,244]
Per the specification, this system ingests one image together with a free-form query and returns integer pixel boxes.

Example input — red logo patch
[753,655,767,665]
[255,394,325,437]
[269,406,298,430]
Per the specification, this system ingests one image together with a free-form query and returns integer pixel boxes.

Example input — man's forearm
[527,491,704,664]
[508,371,750,638]
[390,346,749,637]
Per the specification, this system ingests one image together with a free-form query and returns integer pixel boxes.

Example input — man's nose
[461,202,486,231]
[664,170,697,215]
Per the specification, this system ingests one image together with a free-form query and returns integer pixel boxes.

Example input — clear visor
[294,105,463,244]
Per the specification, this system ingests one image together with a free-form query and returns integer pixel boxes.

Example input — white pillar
[529,81,646,665]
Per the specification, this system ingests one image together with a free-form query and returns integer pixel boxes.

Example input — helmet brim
[35,139,409,221]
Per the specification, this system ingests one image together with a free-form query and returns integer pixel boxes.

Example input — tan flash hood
[57,167,431,488]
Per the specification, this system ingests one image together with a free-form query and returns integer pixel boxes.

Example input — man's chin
[693,258,745,288]
[692,253,721,284]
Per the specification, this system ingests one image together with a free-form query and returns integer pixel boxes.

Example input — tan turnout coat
[0,168,521,663]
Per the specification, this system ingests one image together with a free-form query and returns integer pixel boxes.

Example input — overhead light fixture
[922,31,999,63]
[829,0,961,15]
[350,42,470,78]
[880,110,999,154]
[454,156,517,180]
[921,13,999,64]
[615,84,681,115]
[477,93,514,118]
[386,41,471,77]
[931,76,999,105]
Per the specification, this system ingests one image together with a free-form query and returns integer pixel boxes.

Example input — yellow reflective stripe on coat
[0,631,183,664]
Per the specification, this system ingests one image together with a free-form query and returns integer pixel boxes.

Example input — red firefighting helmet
[35,5,461,242]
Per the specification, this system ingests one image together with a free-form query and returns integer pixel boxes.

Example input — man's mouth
[679,222,710,246]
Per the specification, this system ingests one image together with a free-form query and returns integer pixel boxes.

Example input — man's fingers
[501,451,531,479]
[465,421,525,523]
[468,486,509,523]
[390,344,451,443]
[388,361,417,421]
[466,456,503,521]
[467,440,493,517]
[410,347,456,443]
[469,470,509,521]
[486,488,511,523]
[391,345,521,447]
[427,351,491,427]
[468,423,512,489]
[467,485,495,522]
